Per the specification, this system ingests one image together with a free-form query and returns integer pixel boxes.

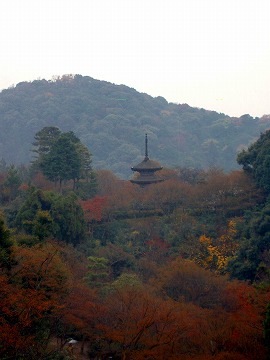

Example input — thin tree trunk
[59,179,62,194]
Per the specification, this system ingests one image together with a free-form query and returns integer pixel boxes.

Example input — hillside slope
[0,74,269,178]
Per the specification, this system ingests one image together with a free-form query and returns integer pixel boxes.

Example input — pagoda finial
[145,133,149,160]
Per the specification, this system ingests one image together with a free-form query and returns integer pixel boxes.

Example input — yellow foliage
[199,234,211,245]
[196,220,239,272]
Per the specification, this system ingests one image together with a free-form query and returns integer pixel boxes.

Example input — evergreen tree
[33,127,94,193]
[32,126,61,165]
[15,188,86,246]
[237,130,270,195]
[50,192,87,245]
[227,203,270,281]
[2,165,22,201]
[232,130,270,281]
[41,135,81,192]
[0,215,12,269]
[32,126,61,162]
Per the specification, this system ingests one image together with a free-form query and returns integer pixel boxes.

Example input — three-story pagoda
[130,134,164,187]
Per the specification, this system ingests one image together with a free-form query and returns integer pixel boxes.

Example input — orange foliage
[80,195,108,222]
[146,236,170,251]
[12,242,72,298]
[192,170,263,216]
[0,241,72,357]
[0,273,36,354]
[0,240,267,359]
[99,286,196,359]
[31,171,55,190]
[153,259,268,359]
[97,280,268,359]
[142,178,193,214]
[96,169,137,211]
[62,282,103,342]
[96,169,121,196]
[18,182,29,191]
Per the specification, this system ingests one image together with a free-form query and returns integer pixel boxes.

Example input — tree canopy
[14,188,86,245]
[32,127,93,192]
[237,129,270,194]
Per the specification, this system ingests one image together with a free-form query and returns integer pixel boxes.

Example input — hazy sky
[1,0,269,117]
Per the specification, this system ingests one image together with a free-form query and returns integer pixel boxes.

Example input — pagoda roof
[131,157,163,172]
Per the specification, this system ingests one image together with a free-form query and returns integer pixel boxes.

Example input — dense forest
[1,74,270,178]
[1,121,270,359]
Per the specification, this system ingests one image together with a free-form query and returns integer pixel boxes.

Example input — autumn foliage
[0,163,269,359]
[0,242,72,358]
[80,195,108,222]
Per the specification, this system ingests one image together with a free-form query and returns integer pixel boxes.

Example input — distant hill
[0,74,269,178]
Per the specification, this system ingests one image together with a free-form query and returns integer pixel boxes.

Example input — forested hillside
[1,127,270,358]
[1,74,270,178]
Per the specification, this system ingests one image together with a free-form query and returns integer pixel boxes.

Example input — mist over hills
[0,74,269,178]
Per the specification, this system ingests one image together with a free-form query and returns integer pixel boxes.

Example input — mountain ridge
[0,74,269,178]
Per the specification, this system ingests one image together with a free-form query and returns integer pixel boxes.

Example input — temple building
[130,134,164,187]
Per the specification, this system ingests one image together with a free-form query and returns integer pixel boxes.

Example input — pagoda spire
[145,133,149,160]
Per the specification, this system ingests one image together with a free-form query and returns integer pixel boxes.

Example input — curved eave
[131,166,163,172]
[130,178,164,185]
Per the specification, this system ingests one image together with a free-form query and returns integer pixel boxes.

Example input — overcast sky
[0,0,269,117]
